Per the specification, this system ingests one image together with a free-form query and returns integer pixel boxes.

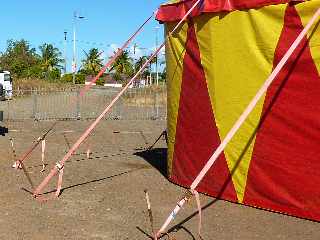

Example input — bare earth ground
[0,120,319,240]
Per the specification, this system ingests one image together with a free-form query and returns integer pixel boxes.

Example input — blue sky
[0,0,167,72]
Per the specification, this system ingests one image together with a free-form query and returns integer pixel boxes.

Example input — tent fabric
[163,0,320,221]
[156,0,302,22]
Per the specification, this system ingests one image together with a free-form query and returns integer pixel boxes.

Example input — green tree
[80,48,103,75]
[110,50,133,81]
[0,39,40,78]
[135,56,149,79]
[39,43,62,79]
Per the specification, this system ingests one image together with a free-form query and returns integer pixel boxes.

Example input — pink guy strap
[12,12,155,172]
[32,0,203,199]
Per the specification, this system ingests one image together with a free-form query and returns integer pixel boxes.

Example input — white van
[0,70,13,99]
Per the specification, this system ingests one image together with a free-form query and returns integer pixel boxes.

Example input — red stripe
[244,4,320,221]
[156,0,298,22]
[171,20,237,201]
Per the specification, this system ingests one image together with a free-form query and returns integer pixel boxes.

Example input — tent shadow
[134,148,168,177]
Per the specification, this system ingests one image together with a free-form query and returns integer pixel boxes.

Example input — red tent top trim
[156,0,304,22]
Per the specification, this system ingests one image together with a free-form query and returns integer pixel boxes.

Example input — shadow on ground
[21,168,146,197]
[0,126,8,136]
[134,148,168,177]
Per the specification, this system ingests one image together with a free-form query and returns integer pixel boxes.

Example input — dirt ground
[0,120,319,240]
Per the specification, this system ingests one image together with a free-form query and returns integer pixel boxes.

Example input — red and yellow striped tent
[157,0,320,221]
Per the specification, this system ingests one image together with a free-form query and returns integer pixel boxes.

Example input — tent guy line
[31,0,203,201]
[155,6,320,238]
[79,11,157,97]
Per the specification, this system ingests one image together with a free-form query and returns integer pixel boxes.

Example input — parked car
[0,70,13,99]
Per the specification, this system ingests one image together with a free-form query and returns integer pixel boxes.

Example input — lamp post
[72,11,85,84]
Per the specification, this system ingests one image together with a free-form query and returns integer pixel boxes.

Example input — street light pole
[72,12,77,84]
[64,31,67,75]
[72,11,85,84]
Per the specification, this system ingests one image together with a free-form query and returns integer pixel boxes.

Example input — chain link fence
[0,86,167,121]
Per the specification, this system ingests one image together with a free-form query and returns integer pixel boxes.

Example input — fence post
[6,100,10,121]
[117,93,122,120]
[153,89,158,120]
[76,88,81,120]
[156,90,159,119]
[32,90,38,120]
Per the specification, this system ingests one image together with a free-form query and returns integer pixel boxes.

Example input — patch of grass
[13,78,74,91]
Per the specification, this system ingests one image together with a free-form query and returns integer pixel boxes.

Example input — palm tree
[80,48,104,75]
[135,56,149,79]
[110,50,133,81]
[39,43,62,77]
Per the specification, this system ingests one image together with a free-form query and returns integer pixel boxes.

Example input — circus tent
[157,0,320,221]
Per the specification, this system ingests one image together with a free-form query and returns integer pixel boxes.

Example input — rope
[190,189,202,239]
[156,6,320,238]
[13,121,57,169]
[33,1,202,199]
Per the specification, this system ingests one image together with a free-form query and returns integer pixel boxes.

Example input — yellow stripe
[167,0,181,3]
[296,0,320,75]
[194,4,286,202]
[162,0,182,5]
[165,21,189,176]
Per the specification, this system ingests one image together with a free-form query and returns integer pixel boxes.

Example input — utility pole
[72,11,85,84]
[72,12,76,84]
[133,43,137,75]
[64,31,67,75]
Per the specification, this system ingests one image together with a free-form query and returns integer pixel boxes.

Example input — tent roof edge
[156,0,305,22]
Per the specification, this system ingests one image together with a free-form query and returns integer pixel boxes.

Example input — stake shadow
[22,168,143,197]
[59,169,141,196]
